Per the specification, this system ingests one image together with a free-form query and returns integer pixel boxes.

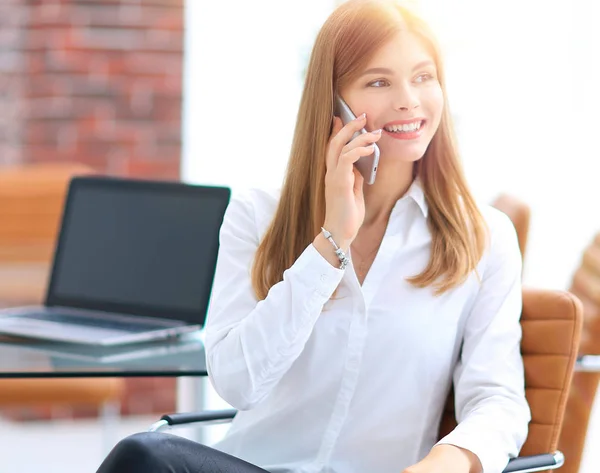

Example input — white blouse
[205,180,530,473]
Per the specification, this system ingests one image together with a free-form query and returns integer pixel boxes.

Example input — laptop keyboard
[18,312,168,333]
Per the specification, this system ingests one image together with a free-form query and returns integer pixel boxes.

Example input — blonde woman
[97,1,530,472]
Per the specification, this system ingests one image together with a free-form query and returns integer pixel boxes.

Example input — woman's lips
[382,121,426,141]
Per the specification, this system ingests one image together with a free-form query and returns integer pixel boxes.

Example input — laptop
[0,176,231,346]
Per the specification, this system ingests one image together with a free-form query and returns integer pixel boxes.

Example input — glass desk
[0,330,210,438]
[0,332,207,378]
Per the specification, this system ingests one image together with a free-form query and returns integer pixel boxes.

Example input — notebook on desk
[0,176,231,346]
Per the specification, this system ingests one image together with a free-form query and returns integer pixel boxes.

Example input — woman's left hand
[401,445,482,473]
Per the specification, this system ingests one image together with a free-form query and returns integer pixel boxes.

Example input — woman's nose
[392,85,420,111]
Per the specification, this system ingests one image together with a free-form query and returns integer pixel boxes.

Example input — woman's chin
[378,149,428,165]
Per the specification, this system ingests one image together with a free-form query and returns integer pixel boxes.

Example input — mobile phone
[334,95,380,185]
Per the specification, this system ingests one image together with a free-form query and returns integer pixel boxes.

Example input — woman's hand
[322,114,382,250]
[401,445,482,473]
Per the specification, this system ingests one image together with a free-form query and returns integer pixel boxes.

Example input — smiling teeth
[385,121,422,132]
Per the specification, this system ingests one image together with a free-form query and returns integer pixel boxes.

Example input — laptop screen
[46,177,231,326]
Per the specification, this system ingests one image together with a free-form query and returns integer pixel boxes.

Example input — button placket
[314,313,367,466]
[361,234,400,310]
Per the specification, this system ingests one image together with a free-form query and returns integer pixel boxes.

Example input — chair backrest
[438,288,583,458]
[570,231,600,355]
[557,231,600,473]
[0,162,96,264]
[0,163,124,415]
[491,193,531,262]
[0,162,96,306]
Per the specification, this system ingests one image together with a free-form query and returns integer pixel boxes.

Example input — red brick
[25,97,73,119]
[152,95,182,121]
[145,28,184,49]
[26,50,48,74]
[0,28,21,46]
[121,159,180,180]
[70,26,147,51]
[72,4,184,30]
[23,121,75,145]
[24,72,115,98]
[74,0,183,6]
[125,52,182,75]
[0,148,20,166]
[23,153,107,173]
[25,29,70,51]
[29,4,70,27]
[0,3,28,29]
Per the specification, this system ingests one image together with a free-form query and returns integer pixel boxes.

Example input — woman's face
[340,30,444,164]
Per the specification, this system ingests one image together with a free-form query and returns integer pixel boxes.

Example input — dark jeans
[96,432,269,473]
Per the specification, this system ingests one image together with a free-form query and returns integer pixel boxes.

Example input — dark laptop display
[0,176,231,345]
[47,177,230,325]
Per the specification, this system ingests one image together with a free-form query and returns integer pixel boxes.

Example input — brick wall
[0,0,186,421]
[3,0,184,179]
[0,0,27,166]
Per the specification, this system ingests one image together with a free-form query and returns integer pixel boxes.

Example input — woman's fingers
[338,144,377,168]
[340,129,382,156]
[327,113,368,168]
[326,117,345,171]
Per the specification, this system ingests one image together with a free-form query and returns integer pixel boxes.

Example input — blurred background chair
[491,193,531,263]
[0,162,125,451]
[557,232,600,473]
[149,287,583,473]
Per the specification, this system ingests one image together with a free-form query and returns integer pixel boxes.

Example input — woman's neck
[362,160,415,227]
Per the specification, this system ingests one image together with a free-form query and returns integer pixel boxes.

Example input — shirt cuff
[435,430,509,473]
[285,243,345,300]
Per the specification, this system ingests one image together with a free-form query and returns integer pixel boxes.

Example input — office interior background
[0,0,599,472]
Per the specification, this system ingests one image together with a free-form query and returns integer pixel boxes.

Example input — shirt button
[320,274,328,282]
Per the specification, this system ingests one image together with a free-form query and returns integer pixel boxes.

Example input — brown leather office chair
[148,287,583,473]
[0,163,125,430]
[556,231,600,473]
[491,193,531,263]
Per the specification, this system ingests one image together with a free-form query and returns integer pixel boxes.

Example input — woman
[97,1,530,472]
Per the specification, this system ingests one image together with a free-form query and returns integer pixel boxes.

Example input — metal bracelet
[321,227,350,270]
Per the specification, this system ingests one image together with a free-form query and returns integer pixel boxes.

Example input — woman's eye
[368,79,389,87]
[415,73,434,83]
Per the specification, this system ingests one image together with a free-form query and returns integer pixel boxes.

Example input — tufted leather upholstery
[556,231,600,473]
[438,288,583,462]
[491,194,531,264]
[570,232,600,355]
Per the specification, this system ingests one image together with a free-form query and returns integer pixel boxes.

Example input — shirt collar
[405,177,428,218]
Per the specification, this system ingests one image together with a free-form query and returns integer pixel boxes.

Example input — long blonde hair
[252,0,487,299]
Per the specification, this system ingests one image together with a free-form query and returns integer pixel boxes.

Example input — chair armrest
[148,409,238,432]
[503,451,564,473]
[576,355,600,372]
[147,412,563,473]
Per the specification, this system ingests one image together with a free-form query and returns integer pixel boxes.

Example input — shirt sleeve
[435,210,532,473]
[204,190,345,410]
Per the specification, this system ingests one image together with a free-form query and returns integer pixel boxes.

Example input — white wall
[181,0,334,191]
[183,0,600,291]
[418,0,600,289]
